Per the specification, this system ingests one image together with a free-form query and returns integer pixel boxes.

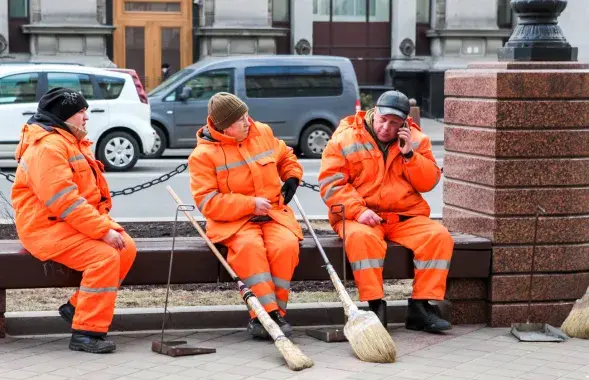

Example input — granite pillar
[443,0,589,327]
[444,61,589,327]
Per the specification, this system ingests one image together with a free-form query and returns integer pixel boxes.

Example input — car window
[95,75,126,100]
[245,65,343,98]
[148,68,194,97]
[182,70,233,101]
[47,72,96,100]
[0,72,39,104]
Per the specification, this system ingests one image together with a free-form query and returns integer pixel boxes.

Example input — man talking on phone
[318,90,453,333]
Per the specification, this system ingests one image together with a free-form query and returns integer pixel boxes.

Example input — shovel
[510,205,568,343]
[151,203,217,357]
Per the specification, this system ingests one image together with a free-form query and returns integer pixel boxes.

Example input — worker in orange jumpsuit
[318,90,453,333]
[188,92,303,339]
[11,87,137,353]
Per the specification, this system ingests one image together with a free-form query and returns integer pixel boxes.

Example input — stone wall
[443,61,589,327]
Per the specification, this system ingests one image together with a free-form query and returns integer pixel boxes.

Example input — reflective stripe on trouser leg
[224,222,278,319]
[385,216,454,300]
[50,239,121,333]
[262,221,300,316]
[336,220,387,302]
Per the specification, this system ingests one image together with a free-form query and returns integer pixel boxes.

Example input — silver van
[147,55,360,158]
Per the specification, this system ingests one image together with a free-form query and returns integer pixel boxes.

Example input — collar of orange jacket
[15,122,91,162]
[200,116,261,145]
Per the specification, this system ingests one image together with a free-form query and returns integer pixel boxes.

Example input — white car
[0,64,156,171]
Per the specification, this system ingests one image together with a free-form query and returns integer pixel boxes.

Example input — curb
[5,300,451,336]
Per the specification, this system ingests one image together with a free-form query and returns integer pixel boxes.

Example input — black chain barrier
[0,165,322,197]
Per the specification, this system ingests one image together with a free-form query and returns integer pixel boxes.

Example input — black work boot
[368,299,388,328]
[69,332,116,353]
[58,301,75,325]
[405,298,452,333]
[269,310,293,337]
[247,318,271,340]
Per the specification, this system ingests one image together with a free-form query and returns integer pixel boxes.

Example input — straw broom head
[243,287,314,371]
[344,309,397,363]
[560,291,589,339]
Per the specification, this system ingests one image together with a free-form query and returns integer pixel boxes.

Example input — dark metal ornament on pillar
[498,0,578,61]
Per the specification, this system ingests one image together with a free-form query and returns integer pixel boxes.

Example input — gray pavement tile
[562,372,589,380]
[225,365,267,377]
[481,353,519,362]
[251,369,296,379]
[242,358,285,370]
[438,369,481,379]
[436,353,478,363]
[529,365,573,378]
[26,374,69,380]
[145,364,188,375]
[287,367,356,380]
[166,367,217,379]
[544,361,583,371]
[344,372,389,380]
[516,373,558,380]
[453,363,493,374]
[48,367,93,378]
[392,370,432,379]
[474,375,514,380]
[0,369,40,379]
[213,355,252,366]
[195,361,238,373]
[205,373,247,380]
[482,367,526,378]
[364,363,408,376]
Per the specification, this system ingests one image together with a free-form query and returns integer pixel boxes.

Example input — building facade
[1,0,588,117]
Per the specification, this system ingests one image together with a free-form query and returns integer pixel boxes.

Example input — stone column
[291,0,312,55]
[0,1,8,55]
[443,0,589,327]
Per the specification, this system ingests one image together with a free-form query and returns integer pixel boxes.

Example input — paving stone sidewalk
[1,324,589,380]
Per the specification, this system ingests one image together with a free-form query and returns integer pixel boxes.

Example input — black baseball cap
[375,90,410,120]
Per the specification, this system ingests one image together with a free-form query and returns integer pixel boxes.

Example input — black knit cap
[37,87,89,122]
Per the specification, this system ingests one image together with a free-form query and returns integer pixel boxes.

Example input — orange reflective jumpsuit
[11,122,136,335]
[189,118,303,317]
[318,111,453,302]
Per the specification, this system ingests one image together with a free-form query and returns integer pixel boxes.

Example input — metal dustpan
[510,206,568,343]
[151,204,217,357]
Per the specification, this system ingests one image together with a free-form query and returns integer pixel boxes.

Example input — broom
[166,186,314,371]
[293,195,396,363]
[560,287,589,339]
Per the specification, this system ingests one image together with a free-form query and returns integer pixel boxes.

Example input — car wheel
[96,131,140,172]
[299,124,333,158]
[144,124,167,159]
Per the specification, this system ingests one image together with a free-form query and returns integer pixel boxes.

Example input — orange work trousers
[223,220,300,319]
[52,231,137,334]
[335,216,453,302]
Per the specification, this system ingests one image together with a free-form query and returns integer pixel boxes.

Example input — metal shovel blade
[151,340,217,357]
[306,327,348,343]
[510,323,568,342]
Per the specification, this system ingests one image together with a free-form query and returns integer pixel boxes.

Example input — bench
[0,232,491,337]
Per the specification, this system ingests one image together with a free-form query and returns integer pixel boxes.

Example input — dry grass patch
[7,280,413,312]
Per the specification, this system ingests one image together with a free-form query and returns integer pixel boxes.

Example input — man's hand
[357,209,382,227]
[102,229,125,250]
[254,197,272,215]
[398,123,413,156]
[281,177,299,205]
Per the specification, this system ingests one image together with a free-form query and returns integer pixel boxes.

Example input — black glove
[281,177,299,205]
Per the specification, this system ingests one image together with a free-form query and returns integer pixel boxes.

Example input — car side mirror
[178,86,192,102]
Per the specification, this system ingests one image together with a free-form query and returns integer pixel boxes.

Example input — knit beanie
[208,92,248,131]
[37,87,89,123]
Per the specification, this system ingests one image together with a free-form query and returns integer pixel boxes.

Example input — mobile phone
[399,122,409,148]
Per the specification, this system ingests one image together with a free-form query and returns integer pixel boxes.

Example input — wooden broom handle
[166,186,238,279]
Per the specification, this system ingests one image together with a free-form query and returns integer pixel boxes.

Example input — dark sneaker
[69,333,116,354]
[405,298,452,333]
[368,299,388,328]
[58,302,75,325]
[269,310,292,337]
[247,318,271,340]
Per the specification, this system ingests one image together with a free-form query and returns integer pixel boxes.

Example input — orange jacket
[11,121,121,260]
[319,111,441,227]
[188,117,304,243]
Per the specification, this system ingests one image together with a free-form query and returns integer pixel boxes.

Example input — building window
[9,0,28,18]
[244,65,343,98]
[415,0,431,56]
[272,0,290,22]
[313,0,389,22]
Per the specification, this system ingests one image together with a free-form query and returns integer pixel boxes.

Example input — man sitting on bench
[11,88,137,353]
[318,90,453,333]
